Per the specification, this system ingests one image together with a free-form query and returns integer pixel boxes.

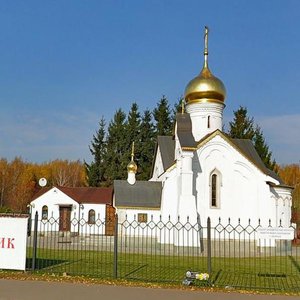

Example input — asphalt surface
[0,279,299,300]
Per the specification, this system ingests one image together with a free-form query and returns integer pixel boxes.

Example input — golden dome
[184,27,226,104]
[127,160,137,174]
[127,141,137,174]
[184,66,226,104]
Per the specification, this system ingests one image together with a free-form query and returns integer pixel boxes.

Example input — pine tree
[228,106,255,140]
[85,117,107,186]
[228,106,276,171]
[104,109,128,185]
[153,95,173,136]
[138,109,155,180]
[172,96,184,125]
[254,126,276,171]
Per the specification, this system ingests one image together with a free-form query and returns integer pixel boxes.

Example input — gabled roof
[114,180,162,209]
[32,186,113,205]
[154,136,175,172]
[176,113,197,150]
[230,138,283,184]
[196,130,282,181]
[154,127,283,184]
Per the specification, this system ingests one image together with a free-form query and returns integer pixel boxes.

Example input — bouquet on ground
[195,272,209,281]
[183,270,211,287]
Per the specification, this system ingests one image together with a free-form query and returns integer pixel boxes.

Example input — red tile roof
[32,186,113,205]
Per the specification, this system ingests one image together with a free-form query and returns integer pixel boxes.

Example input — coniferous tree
[171,96,184,125]
[228,106,276,171]
[138,109,155,180]
[153,95,173,136]
[85,117,107,186]
[254,126,276,171]
[228,106,255,140]
[105,109,128,185]
[173,96,184,114]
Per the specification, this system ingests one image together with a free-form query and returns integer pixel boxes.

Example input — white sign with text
[0,217,28,270]
[257,227,294,240]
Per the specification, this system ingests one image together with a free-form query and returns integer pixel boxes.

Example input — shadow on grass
[211,269,300,292]
[26,258,68,270]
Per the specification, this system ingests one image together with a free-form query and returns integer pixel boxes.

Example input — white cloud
[0,110,99,163]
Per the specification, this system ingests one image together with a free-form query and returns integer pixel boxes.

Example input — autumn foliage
[1,155,299,217]
[278,164,300,224]
[0,158,87,212]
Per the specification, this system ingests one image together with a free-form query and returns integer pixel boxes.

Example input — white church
[113,27,293,231]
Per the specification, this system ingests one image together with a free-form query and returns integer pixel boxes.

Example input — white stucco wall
[186,102,224,141]
[156,133,292,242]
[270,186,293,227]
[29,187,107,235]
[150,147,164,181]
[160,168,179,223]
[195,135,282,228]
[116,207,161,238]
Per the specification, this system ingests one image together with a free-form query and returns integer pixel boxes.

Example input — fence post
[32,211,38,271]
[113,214,118,279]
[207,217,212,274]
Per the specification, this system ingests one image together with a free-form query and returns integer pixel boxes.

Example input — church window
[88,209,96,224]
[42,205,48,220]
[211,174,217,207]
[210,170,221,208]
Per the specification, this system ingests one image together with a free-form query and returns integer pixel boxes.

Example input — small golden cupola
[127,142,137,185]
[184,26,226,105]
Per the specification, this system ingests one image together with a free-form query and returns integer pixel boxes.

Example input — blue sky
[0,0,299,165]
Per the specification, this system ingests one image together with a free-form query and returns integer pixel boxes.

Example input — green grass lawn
[26,246,300,292]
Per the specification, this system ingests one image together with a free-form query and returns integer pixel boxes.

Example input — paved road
[0,279,298,300]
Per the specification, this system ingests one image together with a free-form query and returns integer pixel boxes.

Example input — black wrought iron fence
[26,213,300,292]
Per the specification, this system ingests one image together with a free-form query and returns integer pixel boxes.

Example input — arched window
[42,205,48,220]
[211,174,217,207]
[88,209,96,224]
[210,169,222,208]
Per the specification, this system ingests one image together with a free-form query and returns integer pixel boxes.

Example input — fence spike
[258,218,261,225]
[248,218,251,225]
[279,219,282,227]
[159,215,162,221]
[228,217,231,224]
[238,218,240,224]
[187,216,189,223]
[151,215,153,221]
[268,219,271,227]
[168,215,171,221]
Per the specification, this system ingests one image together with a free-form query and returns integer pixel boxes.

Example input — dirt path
[0,279,298,300]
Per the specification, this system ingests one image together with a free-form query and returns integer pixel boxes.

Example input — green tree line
[0,98,285,214]
[86,96,180,186]
[86,98,276,187]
